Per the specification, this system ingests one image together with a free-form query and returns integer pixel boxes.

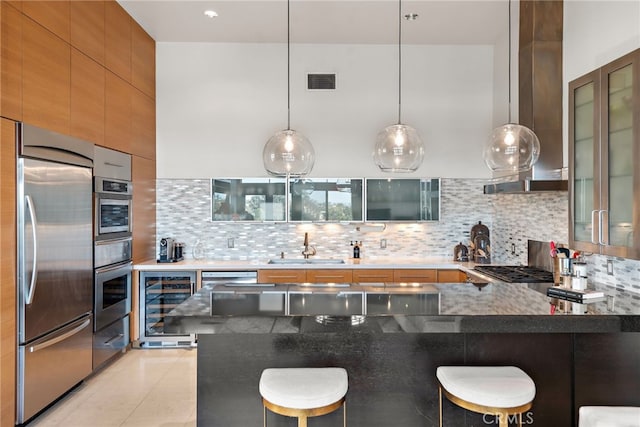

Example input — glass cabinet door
[569,71,600,254]
[601,52,639,259]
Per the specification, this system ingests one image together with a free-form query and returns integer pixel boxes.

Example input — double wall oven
[92,146,133,369]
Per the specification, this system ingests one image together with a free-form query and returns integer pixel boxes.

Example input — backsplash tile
[156,178,638,294]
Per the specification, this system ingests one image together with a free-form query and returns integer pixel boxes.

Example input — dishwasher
[201,271,259,287]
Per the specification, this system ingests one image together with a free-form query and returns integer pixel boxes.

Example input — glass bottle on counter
[192,240,206,260]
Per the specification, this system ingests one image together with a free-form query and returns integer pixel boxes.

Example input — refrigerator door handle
[25,195,39,305]
[28,318,91,353]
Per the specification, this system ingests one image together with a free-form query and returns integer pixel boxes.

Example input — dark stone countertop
[163,281,640,334]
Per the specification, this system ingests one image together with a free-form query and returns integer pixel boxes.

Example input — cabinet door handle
[591,210,599,244]
[599,210,608,245]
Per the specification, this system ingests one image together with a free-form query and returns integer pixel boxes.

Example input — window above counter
[211,178,440,223]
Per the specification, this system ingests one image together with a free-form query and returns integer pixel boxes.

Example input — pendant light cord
[397,0,402,125]
[507,0,512,124]
[287,0,291,130]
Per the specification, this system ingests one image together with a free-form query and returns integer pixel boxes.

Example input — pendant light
[483,0,540,173]
[373,0,424,173]
[262,0,314,177]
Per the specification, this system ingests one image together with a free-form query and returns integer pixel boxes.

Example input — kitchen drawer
[93,315,129,370]
[352,269,394,283]
[306,269,353,283]
[437,269,467,283]
[393,269,437,283]
[366,292,440,315]
[289,291,363,316]
[210,291,286,316]
[258,269,306,284]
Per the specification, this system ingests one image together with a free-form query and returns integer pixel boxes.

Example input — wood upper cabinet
[70,0,105,65]
[22,15,70,135]
[131,89,155,160]
[132,23,155,98]
[105,71,132,153]
[306,269,353,283]
[132,155,156,263]
[105,0,131,82]
[22,1,70,43]
[258,269,306,284]
[352,269,394,283]
[71,49,104,145]
[569,49,640,260]
[436,269,467,283]
[1,2,23,120]
[393,269,437,283]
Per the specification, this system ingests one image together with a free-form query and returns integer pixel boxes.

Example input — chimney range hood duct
[484,0,567,195]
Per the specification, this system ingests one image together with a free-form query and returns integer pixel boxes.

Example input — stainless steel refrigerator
[16,123,94,424]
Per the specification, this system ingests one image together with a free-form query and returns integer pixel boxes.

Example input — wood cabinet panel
[131,22,154,98]
[22,16,70,135]
[105,0,131,82]
[258,270,306,284]
[104,71,131,153]
[306,269,352,283]
[71,49,104,145]
[352,269,394,283]
[437,269,467,283]
[393,269,437,283]
[70,0,105,65]
[0,118,17,427]
[1,2,23,120]
[132,155,156,263]
[22,1,70,43]
[131,89,155,160]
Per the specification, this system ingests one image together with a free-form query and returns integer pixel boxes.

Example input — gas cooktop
[473,265,554,283]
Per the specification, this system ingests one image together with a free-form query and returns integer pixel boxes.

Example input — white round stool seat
[437,366,536,408]
[260,367,348,409]
[579,406,640,427]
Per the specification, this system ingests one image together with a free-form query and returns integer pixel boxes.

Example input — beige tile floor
[29,348,197,427]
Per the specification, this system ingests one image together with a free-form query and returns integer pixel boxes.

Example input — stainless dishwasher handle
[25,195,38,305]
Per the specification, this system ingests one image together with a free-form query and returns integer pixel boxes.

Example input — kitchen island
[164,280,640,427]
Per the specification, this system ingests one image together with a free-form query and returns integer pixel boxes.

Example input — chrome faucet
[301,232,316,259]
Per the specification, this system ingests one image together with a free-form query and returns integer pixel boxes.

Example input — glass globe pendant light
[373,0,424,173]
[483,0,540,173]
[262,0,314,177]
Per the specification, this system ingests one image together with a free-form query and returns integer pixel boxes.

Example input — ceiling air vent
[307,73,336,90]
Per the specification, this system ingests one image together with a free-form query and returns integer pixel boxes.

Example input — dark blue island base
[195,320,640,426]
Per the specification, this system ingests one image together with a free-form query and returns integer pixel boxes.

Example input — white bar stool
[579,406,640,426]
[436,366,536,427]
[259,367,348,427]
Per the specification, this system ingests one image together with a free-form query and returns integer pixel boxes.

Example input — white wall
[562,0,640,166]
[157,42,495,179]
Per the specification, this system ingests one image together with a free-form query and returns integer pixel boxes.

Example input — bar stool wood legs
[260,367,348,427]
[437,366,535,427]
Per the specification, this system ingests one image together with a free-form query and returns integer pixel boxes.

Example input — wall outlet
[227,238,234,249]
[380,239,387,249]
[606,259,614,275]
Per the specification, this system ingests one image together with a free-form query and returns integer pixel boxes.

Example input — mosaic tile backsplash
[156,178,639,294]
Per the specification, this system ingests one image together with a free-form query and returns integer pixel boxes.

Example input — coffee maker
[158,237,177,262]
[469,221,491,264]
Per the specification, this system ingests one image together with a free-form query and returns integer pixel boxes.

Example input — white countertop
[134,256,480,272]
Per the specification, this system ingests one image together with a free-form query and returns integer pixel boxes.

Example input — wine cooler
[138,271,196,347]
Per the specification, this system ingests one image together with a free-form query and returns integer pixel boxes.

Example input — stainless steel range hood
[484,0,567,195]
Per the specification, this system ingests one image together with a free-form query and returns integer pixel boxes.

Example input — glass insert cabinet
[569,48,640,260]
[211,178,440,223]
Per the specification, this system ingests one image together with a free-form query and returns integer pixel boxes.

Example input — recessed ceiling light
[204,10,218,18]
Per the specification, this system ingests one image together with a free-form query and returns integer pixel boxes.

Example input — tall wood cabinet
[569,49,640,260]
[0,2,156,424]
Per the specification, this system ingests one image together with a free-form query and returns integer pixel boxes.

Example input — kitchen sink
[268,258,345,265]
